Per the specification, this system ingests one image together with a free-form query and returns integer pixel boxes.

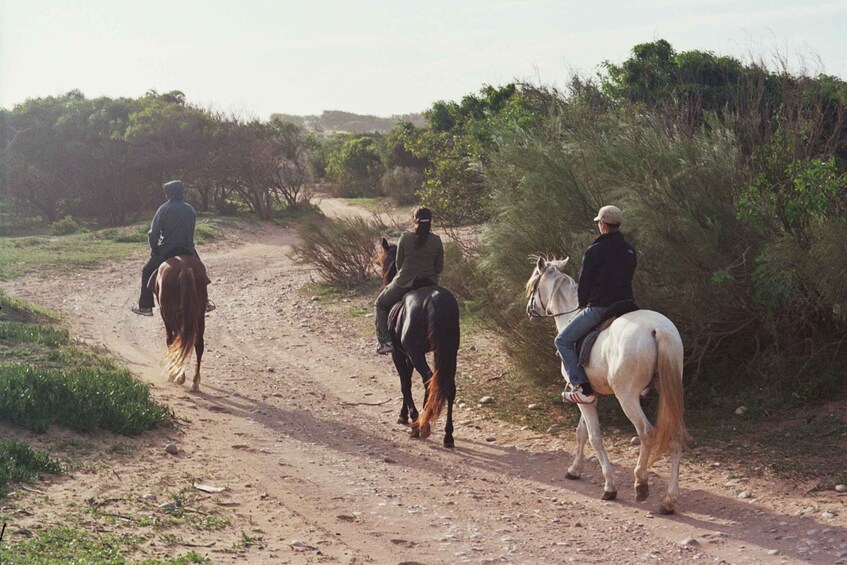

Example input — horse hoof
[189,384,200,393]
[602,490,617,501]
[635,484,649,502]
[397,417,409,426]
[659,505,675,515]
[410,428,420,439]
[565,472,580,481]
[443,437,455,448]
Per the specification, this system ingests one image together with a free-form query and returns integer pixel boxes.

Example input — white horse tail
[649,327,686,467]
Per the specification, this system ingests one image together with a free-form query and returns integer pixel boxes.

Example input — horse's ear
[550,257,570,272]
[536,256,546,271]
[381,237,389,250]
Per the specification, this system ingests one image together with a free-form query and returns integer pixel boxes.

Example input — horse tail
[165,265,198,376]
[649,326,686,467]
[415,290,460,439]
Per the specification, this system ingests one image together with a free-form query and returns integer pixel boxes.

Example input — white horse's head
[525,255,572,322]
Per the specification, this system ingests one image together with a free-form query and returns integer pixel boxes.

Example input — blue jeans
[554,306,608,388]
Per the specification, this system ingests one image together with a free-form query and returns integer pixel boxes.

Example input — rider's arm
[396,234,407,271]
[577,247,598,308]
[148,206,164,255]
[434,238,444,275]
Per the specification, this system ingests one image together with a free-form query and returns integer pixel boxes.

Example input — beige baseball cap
[594,205,622,225]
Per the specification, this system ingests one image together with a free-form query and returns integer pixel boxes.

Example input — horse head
[378,237,398,287]
[526,255,572,322]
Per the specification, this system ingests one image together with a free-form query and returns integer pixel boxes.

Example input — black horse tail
[165,264,199,379]
[416,289,460,439]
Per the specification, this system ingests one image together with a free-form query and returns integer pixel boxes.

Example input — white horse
[526,256,686,514]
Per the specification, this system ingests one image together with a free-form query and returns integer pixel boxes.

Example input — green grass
[0,439,61,497]
[0,527,210,564]
[0,219,224,282]
[0,365,171,434]
[0,290,172,434]
[344,197,382,210]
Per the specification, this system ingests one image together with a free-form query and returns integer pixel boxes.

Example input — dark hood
[163,180,185,201]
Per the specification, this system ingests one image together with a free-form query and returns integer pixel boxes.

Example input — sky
[2,0,846,119]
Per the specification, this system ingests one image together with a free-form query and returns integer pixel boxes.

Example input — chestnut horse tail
[416,290,460,439]
[649,327,686,467]
[165,265,199,375]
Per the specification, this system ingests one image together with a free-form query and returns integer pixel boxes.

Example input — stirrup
[205,299,216,312]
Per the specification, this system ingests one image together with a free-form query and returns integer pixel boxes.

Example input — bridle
[527,270,580,319]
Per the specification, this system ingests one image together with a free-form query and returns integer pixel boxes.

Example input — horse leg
[661,437,682,514]
[566,416,589,480]
[406,348,433,439]
[443,377,456,448]
[392,352,415,426]
[578,403,618,500]
[618,393,655,502]
[190,333,204,393]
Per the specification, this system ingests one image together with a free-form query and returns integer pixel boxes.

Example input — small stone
[310,296,320,302]
[822,511,836,519]
[267,367,275,373]
[165,443,178,455]
[527,403,540,410]
[630,436,641,446]
[680,537,699,547]
[142,493,157,501]
[738,491,752,499]
[835,484,847,493]
[485,436,496,443]
[479,396,494,405]
[158,502,177,512]
[468,345,477,351]
[711,461,721,467]
[735,405,748,415]
[768,549,780,555]
[383,457,396,464]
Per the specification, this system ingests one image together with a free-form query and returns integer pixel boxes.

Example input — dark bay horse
[378,238,460,447]
[152,255,207,392]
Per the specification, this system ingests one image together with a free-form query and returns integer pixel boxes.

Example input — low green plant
[0,439,61,497]
[50,215,86,235]
[0,365,171,434]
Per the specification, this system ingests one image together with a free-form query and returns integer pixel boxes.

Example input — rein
[528,273,580,319]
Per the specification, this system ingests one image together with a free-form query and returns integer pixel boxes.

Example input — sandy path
[3,200,846,564]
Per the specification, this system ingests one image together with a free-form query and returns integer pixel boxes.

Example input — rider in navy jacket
[556,205,637,404]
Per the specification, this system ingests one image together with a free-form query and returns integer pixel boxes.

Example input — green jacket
[394,231,444,288]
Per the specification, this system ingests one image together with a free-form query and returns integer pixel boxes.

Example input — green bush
[292,215,386,287]
[0,366,171,434]
[50,215,86,235]
[380,166,423,205]
[0,438,61,497]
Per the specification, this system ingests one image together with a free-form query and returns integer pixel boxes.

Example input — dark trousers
[139,248,200,308]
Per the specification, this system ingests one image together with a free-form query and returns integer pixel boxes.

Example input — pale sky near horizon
[2,1,846,119]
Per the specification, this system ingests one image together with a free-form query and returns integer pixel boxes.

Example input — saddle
[577,300,639,367]
[387,278,437,331]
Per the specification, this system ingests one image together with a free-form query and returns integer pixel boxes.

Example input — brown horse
[152,256,207,392]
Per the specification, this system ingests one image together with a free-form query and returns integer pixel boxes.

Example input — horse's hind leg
[618,393,654,502]
[443,378,456,448]
[190,333,204,393]
[578,404,618,500]
[392,352,415,425]
[406,348,432,438]
[566,416,589,480]
[661,437,682,514]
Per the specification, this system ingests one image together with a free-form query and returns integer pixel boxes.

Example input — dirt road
[3,201,846,564]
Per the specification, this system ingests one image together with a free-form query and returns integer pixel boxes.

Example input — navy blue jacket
[148,180,196,258]
[577,231,637,308]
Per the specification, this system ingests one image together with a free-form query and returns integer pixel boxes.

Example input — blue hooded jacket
[148,180,196,257]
